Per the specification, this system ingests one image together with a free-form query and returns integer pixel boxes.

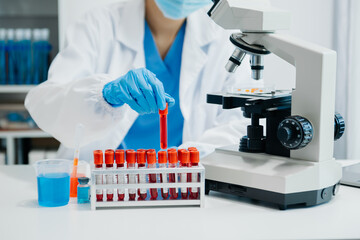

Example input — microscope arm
[243,33,337,162]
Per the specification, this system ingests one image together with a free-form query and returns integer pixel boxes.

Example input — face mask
[155,0,212,20]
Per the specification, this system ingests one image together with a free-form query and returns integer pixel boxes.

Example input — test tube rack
[90,164,205,210]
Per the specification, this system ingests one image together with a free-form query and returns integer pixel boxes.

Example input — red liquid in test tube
[187,148,197,193]
[178,149,190,193]
[93,150,104,202]
[147,150,158,200]
[126,150,137,201]
[115,150,125,201]
[137,150,147,200]
[180,150,190,199]
[159,104,168,149]
[189,150,200,199]
[105,149,114,201]
[158,151,168,199]
[168,149,178,199]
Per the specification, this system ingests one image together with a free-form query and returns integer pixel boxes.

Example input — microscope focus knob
[334,113,345,141]
[277,116,313,150]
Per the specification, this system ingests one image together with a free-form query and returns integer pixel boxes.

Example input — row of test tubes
[93,148,200,202]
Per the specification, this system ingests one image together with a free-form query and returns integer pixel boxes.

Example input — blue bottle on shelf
[6,29,16,85]
[0,29,6,85]
[15,29,32,85]
[33,29,52,85]
[22,29,32,85]
[77,177,90,204]
[32,29,41,85]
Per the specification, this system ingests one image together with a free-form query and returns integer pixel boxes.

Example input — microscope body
[202,0,344,209]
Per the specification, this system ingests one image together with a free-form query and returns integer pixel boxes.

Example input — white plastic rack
[90,164,205,210]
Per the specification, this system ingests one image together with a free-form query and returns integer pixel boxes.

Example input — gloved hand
[103,68,175,114]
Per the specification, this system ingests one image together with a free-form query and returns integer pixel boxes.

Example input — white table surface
[0,165,359,240]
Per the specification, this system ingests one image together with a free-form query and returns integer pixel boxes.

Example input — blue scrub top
[119,20,186,151]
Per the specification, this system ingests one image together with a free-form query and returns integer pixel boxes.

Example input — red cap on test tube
[180,150,190,164]
[159,104,168,115]
[115,150,125,164]
[188,147,198,152]
[190,150,200,164]
[93,150,103,165]
[168,150,178,164]
[158,151,167,164]
[137,150,146,164]
[178,149,186,162]
[105,149,114,164]
[126,150,136,164]
[147,151,157,165]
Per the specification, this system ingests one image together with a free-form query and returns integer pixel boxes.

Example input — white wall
[264,0,335,89]
[58,0,127,50]
[265,0,335,90]
[59,0,336,63]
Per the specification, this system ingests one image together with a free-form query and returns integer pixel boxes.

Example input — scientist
[25,0,253,161]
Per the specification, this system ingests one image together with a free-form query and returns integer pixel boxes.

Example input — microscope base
[205,179,337,210]
[202,145,342,210]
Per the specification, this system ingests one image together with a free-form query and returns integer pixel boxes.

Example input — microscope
[202,0,345,209]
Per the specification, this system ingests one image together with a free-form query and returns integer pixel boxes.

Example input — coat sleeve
[25,12,134,148]
[180,60,264,157]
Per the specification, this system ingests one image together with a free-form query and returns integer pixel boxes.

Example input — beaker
[34,159,72,207]
[70,160,91,198]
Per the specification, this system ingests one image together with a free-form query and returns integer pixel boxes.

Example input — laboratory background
[0,0,358,165]
[0,0,360,239]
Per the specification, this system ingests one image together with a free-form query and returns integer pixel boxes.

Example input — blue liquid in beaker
[37,172,70,207]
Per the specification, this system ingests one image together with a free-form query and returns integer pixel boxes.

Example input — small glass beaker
[70,160,91,198]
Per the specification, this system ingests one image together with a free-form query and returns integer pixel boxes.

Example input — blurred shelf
[0,104,26,110]
[0,85,36,94]
[0,129,51,138]
[0,0,57,17]
[0,129,53,165]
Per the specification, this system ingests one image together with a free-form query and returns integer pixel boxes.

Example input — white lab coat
[25,0,255,162]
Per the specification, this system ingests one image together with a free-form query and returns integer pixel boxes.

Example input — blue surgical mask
[155,0,212,19]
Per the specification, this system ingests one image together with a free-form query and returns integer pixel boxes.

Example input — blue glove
[103,68,175,114]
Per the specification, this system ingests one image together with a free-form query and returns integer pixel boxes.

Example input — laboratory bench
[0,165,359,240]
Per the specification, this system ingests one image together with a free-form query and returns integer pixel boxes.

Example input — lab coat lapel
[180,9,218,120]
[115,0,145,69]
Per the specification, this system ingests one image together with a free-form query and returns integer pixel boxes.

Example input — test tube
[168,149,178,199]
[126,150,137,201]
[178,149,186,164]
[188,148,197,193]
[137,149,147,200]
[180,150,190,199]
[189,150,200,199]
[178,148,190,193]
[115,150,125,201]
[93,150,104,202]
[159,104,168,149]
[105,149,114,201]
[158,151,168,199]
[147,150,158,200]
